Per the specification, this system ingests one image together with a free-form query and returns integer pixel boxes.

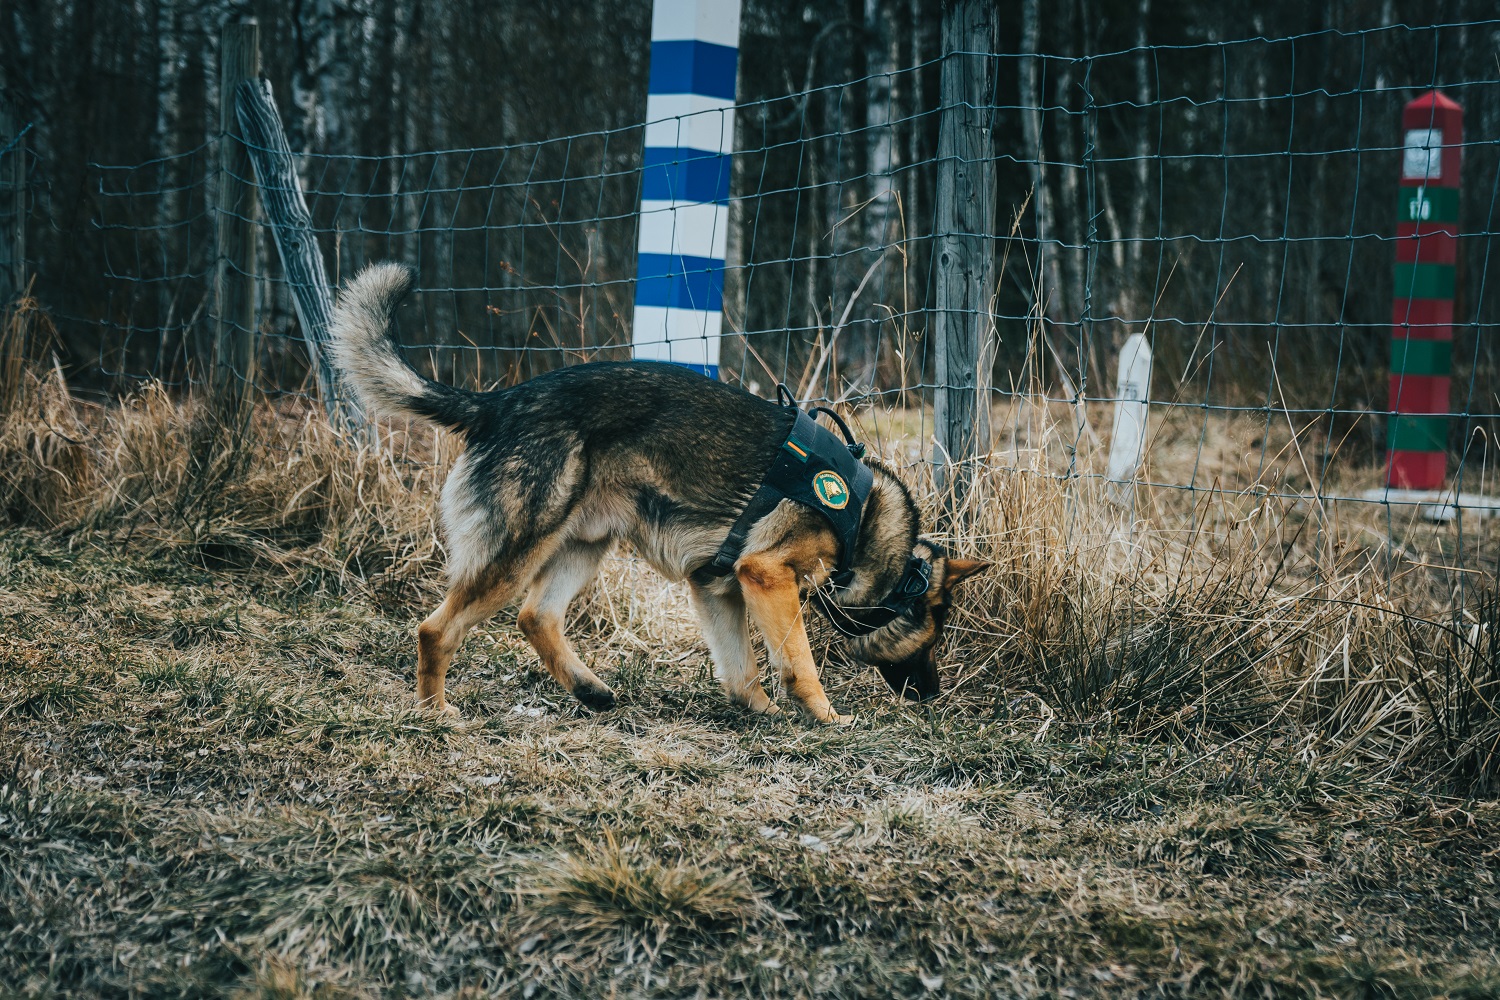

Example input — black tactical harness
[691,388,932,638]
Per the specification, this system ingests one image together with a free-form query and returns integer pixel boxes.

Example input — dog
[328,263,988,724]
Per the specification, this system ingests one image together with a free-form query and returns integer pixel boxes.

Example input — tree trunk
[863,0,898,250]
[0,99,25,310]
[1052,2,1081,332]
[1129,0,1150,278]
[151,0,184,376]
[316,0,344,151]
[1020,0,1062,322]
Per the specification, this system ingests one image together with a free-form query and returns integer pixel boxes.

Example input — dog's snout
[877,654,941,702]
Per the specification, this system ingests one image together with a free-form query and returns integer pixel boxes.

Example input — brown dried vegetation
[1,329,1498,995]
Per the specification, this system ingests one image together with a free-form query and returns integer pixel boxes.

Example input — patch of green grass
[135,657,193,691]
[0,673,101,718]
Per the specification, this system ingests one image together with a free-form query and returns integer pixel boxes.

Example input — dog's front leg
[736,555,852,725]
[689,581,778,715]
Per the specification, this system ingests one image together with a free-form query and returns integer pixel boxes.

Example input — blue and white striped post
[632,0,741,380]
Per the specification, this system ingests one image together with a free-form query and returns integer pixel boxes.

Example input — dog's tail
[328,263,480,431]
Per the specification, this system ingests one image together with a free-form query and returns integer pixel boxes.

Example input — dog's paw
[419,699,461,720]
[573,681,617,713]
[822,711,855,726]
[727,685,780,716]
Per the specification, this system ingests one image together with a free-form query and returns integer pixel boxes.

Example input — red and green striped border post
[1388,90,1462,489]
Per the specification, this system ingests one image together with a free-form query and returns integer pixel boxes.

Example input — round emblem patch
[812,470,850,509]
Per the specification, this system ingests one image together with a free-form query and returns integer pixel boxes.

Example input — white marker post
[1107,333,1152,500]
[632,0,742,379]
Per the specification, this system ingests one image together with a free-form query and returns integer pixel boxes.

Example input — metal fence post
[212,19,260,428]
[933,0,996,502]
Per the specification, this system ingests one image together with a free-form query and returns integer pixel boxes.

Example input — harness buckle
[895,557,932,600]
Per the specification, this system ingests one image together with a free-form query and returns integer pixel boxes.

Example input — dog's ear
[942,558,990,590]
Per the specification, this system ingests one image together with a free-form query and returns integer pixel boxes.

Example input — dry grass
[2,348,1499,996]
[516,832,769,967]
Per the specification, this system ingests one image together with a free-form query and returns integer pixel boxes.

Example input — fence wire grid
[15,15,1500,583]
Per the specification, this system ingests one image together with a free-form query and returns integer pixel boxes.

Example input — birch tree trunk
[1052,2,1081,332]
[1129,0,1151,278]
[316,0,352,153]
[152,0,184,370]
[863,0,898,250]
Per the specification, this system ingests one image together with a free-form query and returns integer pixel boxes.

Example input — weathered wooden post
[211,20,261,428]
[933,0,997,503]
[236,76,362,429]
[0,100,26,309]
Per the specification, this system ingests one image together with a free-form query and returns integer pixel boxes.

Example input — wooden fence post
[0,100,25,309]
[932,0,997,504]
[236,76,363,430]
[212,20,260,427]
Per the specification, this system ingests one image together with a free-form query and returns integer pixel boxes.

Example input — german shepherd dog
[329,263,988,724]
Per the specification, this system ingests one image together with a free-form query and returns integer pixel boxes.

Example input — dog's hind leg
[689,582,778,715]
[517,539,616,712]
[736,555,851,725]
[417,562,531,716]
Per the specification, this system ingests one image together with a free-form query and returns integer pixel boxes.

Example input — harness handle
[809,405,865,459]
[774,383,866,460]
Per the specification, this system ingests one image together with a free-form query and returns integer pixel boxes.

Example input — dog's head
[846,538,989,702]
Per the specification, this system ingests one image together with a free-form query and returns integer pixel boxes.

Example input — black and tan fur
[329,263,987,724]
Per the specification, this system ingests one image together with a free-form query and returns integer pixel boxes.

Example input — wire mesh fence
[21,16,1500,569]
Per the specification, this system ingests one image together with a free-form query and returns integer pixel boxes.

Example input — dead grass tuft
[517,833,768,962]
[0,367,92,527]
[859,394,1500,795]
[1134,801,1318,874]
[0,364,449,602]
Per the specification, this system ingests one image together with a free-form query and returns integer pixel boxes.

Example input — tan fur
[737,546,849,725]
[516,540,613,698]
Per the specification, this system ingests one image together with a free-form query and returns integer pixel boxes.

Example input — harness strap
[690,393,931,638]
[690,483,786,582]
[691,405,871,586]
